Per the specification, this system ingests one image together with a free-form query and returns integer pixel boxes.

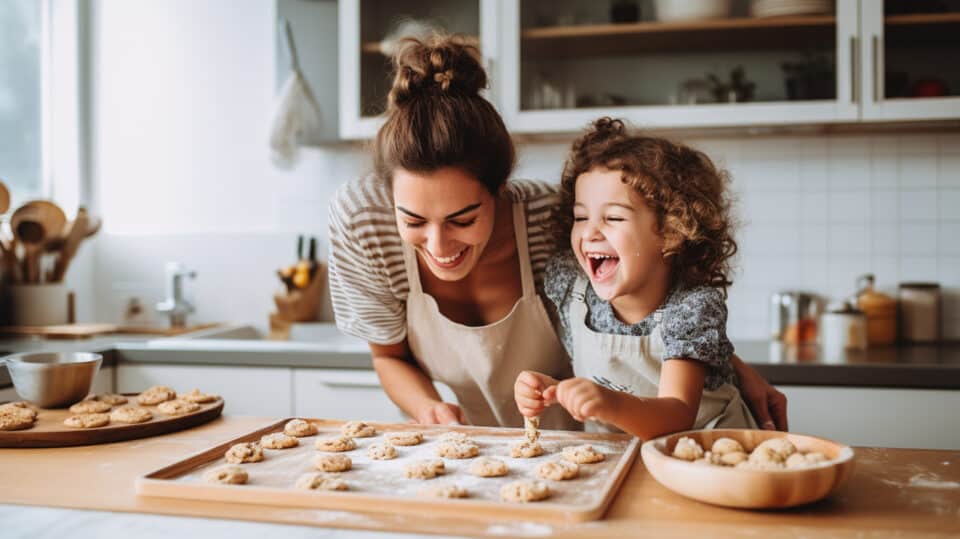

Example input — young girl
[514,118,757,440]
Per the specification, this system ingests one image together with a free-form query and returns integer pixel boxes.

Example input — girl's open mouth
[587,253,619,281]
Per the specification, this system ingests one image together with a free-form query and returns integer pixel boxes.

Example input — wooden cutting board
[138,419,640,523]
[0,394,224,448]
[0,322,220,339]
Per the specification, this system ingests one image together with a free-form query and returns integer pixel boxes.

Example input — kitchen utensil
[11,200,67,283]
[2,351,102,408]
[641,429,854,509]
[655,0,732,21]
[0,180,10,214]
[855,274,897,346]
[898,282,940,343]
[820,301,867,361]
[769,291,821,344]
[269,18,322,164]
[49,207,89,282]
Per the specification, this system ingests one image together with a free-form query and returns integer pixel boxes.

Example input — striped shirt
[328,174,562,345]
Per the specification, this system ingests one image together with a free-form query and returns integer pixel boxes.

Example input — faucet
[155,262,196,328]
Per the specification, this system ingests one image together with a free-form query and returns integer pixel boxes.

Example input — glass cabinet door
[500,0,860,132]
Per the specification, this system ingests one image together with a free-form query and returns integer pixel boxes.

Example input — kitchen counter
[1,416,958,538]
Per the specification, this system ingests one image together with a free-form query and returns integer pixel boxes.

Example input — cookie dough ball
[284,419,318,437]
[510,440,544,458]
[671,437,704,461]
[438,431,473,444]
[718,451,748,466]
[315,453,352,472]
[805,451,827,464]
[69,400,112,414]
[261,432,299,449]
[315,436,357,452]
[420,484,468,499]
[157,399,201,416]
[469,457,508,478]
[745,445,786,469]
[500,480,550,503]
[385,431,423,446]
[755,438,797,461]
[64,413,110,428]
[295,472,348,491]
[182,389,219,403]
[437,440,479,459]
[92,393,128,405]
[204,465,248,485]
[711,437,745,455]
[137,385,176,405]
[785,453,809,469]
[524,416,541,442]
[225,442,264,464]
[406,459,446,479]
[110,406,153,424]
[368,442,398,460]
[536,459,579,480]
[562,444,605,464]
[341,421,377,438]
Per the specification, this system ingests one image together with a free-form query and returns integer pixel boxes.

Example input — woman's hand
[732,355,788,431]
[547,377,617,423]
[514,370,559,417]
[412,401,468,425]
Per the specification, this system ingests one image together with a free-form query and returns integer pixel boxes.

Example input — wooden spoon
[11,200,67,283]
[0,181,9,214]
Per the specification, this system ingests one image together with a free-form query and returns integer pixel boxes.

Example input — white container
[654,0,733,22]
[4,283,70,326]
[820,301,867,363]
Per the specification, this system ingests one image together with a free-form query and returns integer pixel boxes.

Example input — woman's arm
[369,341,467,425]
[731,354,788,431]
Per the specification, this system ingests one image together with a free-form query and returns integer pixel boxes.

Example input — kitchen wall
[84,0,959,341]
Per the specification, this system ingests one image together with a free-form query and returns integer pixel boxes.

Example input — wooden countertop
[1,416,957,538]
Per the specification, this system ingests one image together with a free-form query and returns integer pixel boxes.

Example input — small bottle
[855,274,897,346]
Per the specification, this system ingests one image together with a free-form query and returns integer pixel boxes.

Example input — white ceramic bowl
[641,429,855,508]
[654,0,733,22]
[3,352,102,408]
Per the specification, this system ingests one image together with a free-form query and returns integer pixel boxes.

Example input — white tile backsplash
[829,191,871,222]
[900,190,939,221]
[939,190,960,220]
[899,224,939,255]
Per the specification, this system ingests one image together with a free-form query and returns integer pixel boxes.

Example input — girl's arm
[369,341,467,425]
[730,354,788,431]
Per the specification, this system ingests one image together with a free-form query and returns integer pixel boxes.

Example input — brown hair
[558,118,738,294]
[374,34,514,195]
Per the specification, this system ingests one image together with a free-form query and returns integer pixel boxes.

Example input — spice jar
[898,282,940,343]
[855,274,897,346]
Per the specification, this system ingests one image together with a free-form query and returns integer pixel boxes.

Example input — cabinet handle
[872,35,882,102]
[318,381,382,389]
[850,36,859,104]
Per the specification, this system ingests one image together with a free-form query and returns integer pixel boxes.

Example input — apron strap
[512,202,537,299]
[402,243,423,295]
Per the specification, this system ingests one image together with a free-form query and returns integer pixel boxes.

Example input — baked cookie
[536,459,579,480]
[204,465,248,485]
[562,444,605,464]
[438,431,473,444]
[437,440,479,459]
[261,432,299,449]
[385,431,423,446]
[110,406,153,424]
[182,388,218,403]
[295,472,348,491]
[157,399,201,416]
[419,484,468,499]
[405,459,446,479]
[92,394,128,405]
[315,436,357,452]
[284,418,318,437]
[0,403,37,421]
[315,453,352,472]
[367,442,398,460]
[0,410,35,431]
[341,421,377,438]
[500,480,550,503]
[225,442,264,464]
[68,400,112,414]
[468,457,508,477]
[64,413,110,428]
[137,385,176,405]
[510,440,544,458]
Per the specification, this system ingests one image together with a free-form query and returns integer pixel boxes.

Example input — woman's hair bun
[389,34,487,106]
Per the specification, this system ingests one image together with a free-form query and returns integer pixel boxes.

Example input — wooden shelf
[885,12,960,26]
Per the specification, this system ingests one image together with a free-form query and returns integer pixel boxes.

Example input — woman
[328,34,787,431]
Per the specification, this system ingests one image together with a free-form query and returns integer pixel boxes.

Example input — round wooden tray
[0,394,224,448]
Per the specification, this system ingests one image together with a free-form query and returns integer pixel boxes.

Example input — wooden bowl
[640,429,855,509]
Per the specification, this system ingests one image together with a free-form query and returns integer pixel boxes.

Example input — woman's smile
[423,246,469,269]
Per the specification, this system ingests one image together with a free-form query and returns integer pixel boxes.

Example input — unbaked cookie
[69,400,112,414]
[711,437,745,455]
[341,421,377,438]
[63,413,110,428]
[295,472,348,491]
[110,406,153,424]
[524,416,541,442]
[437,440,479,459]
[439,431,473,444]
[385,431,423,446]
[315,453,352,472]
[315,436,357,452]
[510,440,544,458]
[563,444,605,464]
[367,442,398,460]
[182,388,218,403]
[405,459,446,479]
[204,465,248,485]
[500,480,550,503]
[536,459,579,480]
[261,432,299,449]
[284,418,318,437]
[419,484,468,498]
[468,457,508,477]
[92,394,128,405]
[225,442,264,464]
[755,437,797,461]
[137,385,176,405]
[157,399,201,416]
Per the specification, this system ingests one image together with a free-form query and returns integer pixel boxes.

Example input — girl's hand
[412,401,468,425]
[731,355,788,431]
[514,370,559,417]
[549,377,617,423]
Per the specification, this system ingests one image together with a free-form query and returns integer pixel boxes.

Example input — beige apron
[403,202,578,429]
[568,275,757,434]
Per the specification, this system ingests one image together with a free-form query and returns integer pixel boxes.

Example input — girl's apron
[568,275,757,433]
[403,202,578,429]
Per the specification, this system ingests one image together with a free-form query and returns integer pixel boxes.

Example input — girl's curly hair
[557,118,738,295]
